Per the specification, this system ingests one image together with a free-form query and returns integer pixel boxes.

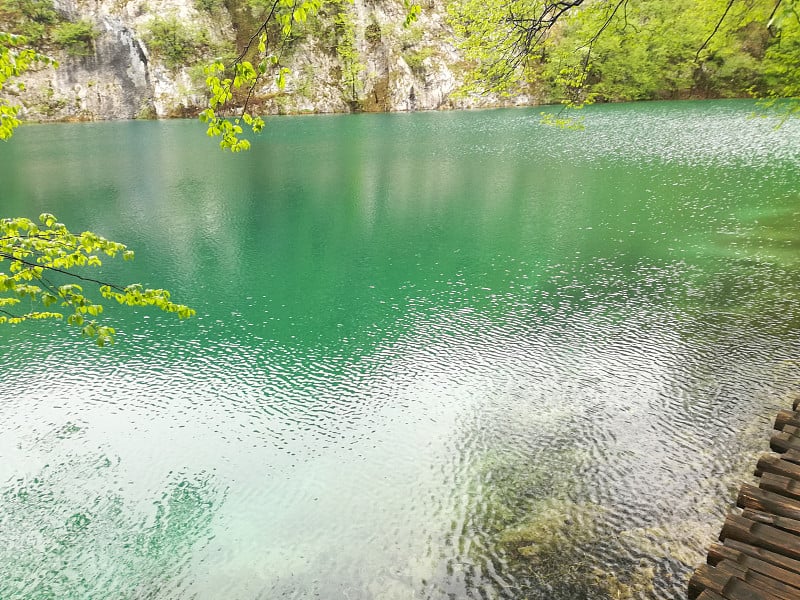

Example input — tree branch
[695,0,736,63]
[235,0,280,64]
[0,252,126,292]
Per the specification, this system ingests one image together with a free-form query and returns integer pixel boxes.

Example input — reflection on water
[0,101,799,598]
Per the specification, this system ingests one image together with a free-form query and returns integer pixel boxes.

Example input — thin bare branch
[235,0,280,64]
[695,0,736,63]
[0,252,126,292]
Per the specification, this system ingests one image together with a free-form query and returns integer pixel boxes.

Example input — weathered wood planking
[774,410,800,432]
[707,542,800,587]
[689,401,800,600]
[755,454,800,480]
[738,484,800,521]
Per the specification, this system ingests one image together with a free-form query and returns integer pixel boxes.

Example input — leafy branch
[200,0,422,151]
[199,0,323,152]
[0,32,57,140]
[0,214,195,346]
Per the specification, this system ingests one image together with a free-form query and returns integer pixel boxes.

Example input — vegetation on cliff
[2,0,799,126]
[448,0,800,109]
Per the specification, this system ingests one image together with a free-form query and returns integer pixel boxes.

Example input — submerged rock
[499,498,605,559]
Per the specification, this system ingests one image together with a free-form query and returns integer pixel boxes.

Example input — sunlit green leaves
[199,0,326,151]
[0,104,21,141]
[403,1,421,28]
[756,1,800,124]
[447,0,800,115]
[201,61,264,151]
[539,109,585,130]
[0,39,192,346]
[0,214,195,345]
[0,32,56,140]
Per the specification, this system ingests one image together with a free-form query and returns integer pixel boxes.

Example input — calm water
[1,101,799,599]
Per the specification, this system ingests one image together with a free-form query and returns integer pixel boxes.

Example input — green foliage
[762,5,800,98]
[142,16,211,70]
[756,6,800,125]
[0,213,195,346]
[200,0,322,151]
[446,0,537,96]
[333,1,364,103]
[195,0,224,14]
[539,106,586,130]
[52,19,97,56]
[0,32,55,139]
[398,22,423,49]
[2,0,56,23]
[364,18,381,45]
[447,0,800,111]
[403,45,435,74]
[403,0,421,28]
[0,0,57,43]
[200,61,265,152]
[0,0,56,24]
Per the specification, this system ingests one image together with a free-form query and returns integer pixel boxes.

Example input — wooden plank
[784,425,800,437]
[741,509,800,536]
[697,591,727,600]
[720,513,800,561]
[761,472,800,502]
[723,538,800,576]
[780,448,800,465]
[770,431,800,453]
[716,559,800,600]
[775,410,800,432]
[689,563,783,600]
[708,542,800,589]
[689,564,721,600]
[691,401,800,599]
[755,454,800,481]
[738,484,800,521]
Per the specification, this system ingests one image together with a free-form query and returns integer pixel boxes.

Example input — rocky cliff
[3,0,534,122]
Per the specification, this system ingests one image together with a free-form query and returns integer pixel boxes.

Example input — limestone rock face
[58,18,152,119]
[7,18,153,121]
[5,0,531,122]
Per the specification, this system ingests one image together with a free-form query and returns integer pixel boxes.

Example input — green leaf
[0,213,194,346]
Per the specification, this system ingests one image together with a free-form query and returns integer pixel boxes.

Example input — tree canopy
[447,0,800,112]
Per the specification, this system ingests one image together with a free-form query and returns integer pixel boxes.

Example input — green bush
[52,20,97,56]
[195,0,224,14]
[143,16,210,70]
[403,46,435,74]
[0,0,57,24]
[0,0,58,43]
[365,20,381,45]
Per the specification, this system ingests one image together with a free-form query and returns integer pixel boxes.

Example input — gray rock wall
[5,0,532,122]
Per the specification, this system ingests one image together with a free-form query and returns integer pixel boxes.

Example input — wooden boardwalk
[689,399,800,600]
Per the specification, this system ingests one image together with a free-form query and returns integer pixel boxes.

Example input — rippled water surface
[1,101,800,599]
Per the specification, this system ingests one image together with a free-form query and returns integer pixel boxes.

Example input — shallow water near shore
[1,100,799,599]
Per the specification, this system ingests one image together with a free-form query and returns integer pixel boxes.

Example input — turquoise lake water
[0,101,799,599]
